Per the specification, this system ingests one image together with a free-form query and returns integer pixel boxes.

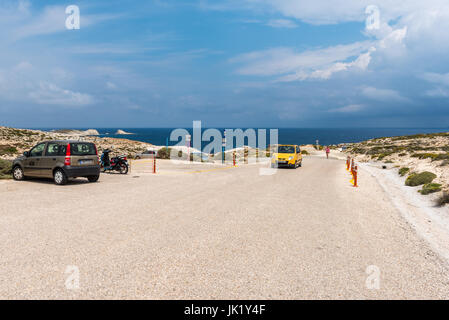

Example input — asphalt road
[1,157,448,299]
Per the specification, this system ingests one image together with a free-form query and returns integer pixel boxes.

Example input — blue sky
[1,0,449,128]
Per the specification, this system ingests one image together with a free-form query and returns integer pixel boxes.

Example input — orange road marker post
[353,165,358,187]
[233,151,236,167]
[346,156,350,171]
[153,155,156,174]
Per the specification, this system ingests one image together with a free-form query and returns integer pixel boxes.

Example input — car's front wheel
[12,166,25,181]
[54,169,68,185]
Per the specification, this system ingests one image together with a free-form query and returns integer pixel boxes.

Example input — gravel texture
[0,157,449,299]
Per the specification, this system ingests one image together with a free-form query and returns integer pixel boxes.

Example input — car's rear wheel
[54,169,68,185]
[12,166,25,181]
[87,175,99,182]
[298,161,302,167]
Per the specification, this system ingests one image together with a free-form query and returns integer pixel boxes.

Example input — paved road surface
[1,157,448,299]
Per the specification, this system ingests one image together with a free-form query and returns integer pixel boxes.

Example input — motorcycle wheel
[119,163,128,174]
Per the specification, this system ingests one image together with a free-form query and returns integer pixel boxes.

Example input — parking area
[1,157,449,299]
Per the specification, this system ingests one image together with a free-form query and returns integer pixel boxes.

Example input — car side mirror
[23,151,30,157]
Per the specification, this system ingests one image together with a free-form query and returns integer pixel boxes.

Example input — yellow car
[271,145,302,169]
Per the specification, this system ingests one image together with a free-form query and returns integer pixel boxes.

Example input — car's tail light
[94,144,99,164]
[65,143,71,166]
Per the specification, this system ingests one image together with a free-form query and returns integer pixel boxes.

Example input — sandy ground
[1,157,449,299]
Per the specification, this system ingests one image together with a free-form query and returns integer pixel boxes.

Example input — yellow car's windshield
[277,146,295,153]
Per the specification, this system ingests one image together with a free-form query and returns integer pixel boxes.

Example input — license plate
[278,161,286,164]
[79,160,93,165]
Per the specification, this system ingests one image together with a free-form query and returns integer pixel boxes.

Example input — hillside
[345,132,449,196]
[0,126,153,160]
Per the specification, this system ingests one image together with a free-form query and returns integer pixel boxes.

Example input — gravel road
[1,157,448,299]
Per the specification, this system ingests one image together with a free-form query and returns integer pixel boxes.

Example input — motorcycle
[100,149,129,174]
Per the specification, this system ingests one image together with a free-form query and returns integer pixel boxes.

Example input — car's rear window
[70,143,97,156]
[46,143,67,156]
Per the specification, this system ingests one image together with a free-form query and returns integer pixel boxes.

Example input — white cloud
[28,82,94,106]
[266,19,298,28]
[422,72,449,98]
[329,104,364,113]
[231,41,373,78]
[277,48,375,81]
[422,72,449,87]
[425,87,449,98]
[361,86,408,102]
[106,82,117,90]
[0,2,121,40]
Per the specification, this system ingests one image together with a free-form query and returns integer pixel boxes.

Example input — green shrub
[156,147,172,159]
[0,159,12,179]
[411,153,449,161]
[419,183,442,195]
[436,193,449,207]
[405,171,437,186]
[0,145,18,156]
[398,167,410,176]
[377,153,392,160]
[301,150,309,155]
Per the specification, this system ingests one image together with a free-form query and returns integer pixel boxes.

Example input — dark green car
[12,140,101,185]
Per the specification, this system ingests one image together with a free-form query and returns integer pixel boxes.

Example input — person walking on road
[325,146,330,159]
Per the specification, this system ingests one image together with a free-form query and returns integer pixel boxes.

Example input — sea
[37,127,449,148]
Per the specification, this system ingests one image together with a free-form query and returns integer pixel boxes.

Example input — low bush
[436,193,449,207]
[301,150,309,155]
[0,145,18,156]
[411,153,449,161]
[156,147,172,159]
[0,159,12,179]
[419,183,442,195]
[405,171,437,186]
[398,167,410,176]
[377,153,393,160]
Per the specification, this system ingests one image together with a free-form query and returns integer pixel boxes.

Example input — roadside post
[353,165,358,187]
[186,134,191,162]
[244,146,248,164]
[153,154,156,174]
[346,156,350,171]
[233,151,236,167]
